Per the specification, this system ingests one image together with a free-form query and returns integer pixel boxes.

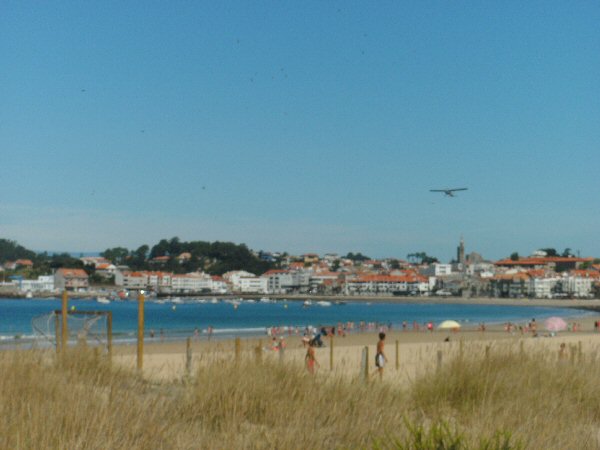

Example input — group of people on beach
[304,330,389,380]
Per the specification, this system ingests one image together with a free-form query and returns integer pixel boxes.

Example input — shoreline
[3,293,600,309]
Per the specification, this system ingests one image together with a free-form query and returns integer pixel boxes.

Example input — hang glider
[429,188,468,197]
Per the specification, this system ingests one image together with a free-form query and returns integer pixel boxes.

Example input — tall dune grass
[1,344,598,449]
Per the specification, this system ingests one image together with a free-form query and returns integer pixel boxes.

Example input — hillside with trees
[101,237,273,275]
[0,239,37,263]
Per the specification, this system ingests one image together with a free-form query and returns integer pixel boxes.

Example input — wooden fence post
[107,311,113,364]
[61,290,68,352]
[255,340,262,363]
[186,337,192,375]
[54,313,60,353]
[279,339,285,364]
[330,335,334,371]
[437,350,443,371]
[361,346,369,382]
[235,337,241,363]
[137,292,145,372]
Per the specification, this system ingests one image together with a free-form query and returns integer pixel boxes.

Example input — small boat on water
[317,301,332,307]
[259,297,272,303]
[303,300,313,307]
[97,297,110,304]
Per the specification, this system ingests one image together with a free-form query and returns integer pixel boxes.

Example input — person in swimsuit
[305,339,319,374]
[374,332,388,380]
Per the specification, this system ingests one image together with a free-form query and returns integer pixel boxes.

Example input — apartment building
[239,276,268,294]
[54,268,89,292]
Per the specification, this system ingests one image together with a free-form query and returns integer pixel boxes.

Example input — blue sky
[1,1,599,261]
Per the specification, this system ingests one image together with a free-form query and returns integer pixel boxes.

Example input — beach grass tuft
[1,343,599,448]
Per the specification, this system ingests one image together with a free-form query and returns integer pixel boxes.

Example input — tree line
[0,237,273,277]
[101,237,274,275]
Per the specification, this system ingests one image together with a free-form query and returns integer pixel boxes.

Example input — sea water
[0,297,591,346]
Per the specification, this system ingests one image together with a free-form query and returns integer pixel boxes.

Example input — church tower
[457,236,465,265]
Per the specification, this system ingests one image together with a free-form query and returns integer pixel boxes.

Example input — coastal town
[1,238,599,299]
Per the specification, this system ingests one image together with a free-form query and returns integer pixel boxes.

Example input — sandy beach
[113,305,600,383]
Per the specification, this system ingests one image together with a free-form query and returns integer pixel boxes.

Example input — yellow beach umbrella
[438,320,461,330]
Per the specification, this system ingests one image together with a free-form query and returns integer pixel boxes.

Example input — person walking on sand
[305,339,320,374]
[373,332,388,380]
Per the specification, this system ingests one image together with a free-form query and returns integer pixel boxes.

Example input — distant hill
[0,239,37,263]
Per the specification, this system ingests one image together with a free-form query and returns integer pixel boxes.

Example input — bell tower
[457,236,465,265]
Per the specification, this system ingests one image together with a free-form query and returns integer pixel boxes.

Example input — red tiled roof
[351,275,424,283]
[262,269,289,276]
[491,272,530,281]
[15,259,33,266]
[56,268,88,278]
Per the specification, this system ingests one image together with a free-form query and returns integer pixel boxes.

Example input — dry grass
[1,343,599,449]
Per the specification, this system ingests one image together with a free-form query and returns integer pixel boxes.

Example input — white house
[20,275,55,293]
[171,272,213,293]
[239,276,268,294]
[223,271,256,291]
[211,276,229,294]
[561,275,593,298]
[419,264,452,277]
[527,276,558,299]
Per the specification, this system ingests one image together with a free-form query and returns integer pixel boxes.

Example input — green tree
[510,252,519,261]
[150,239,171,258]
[129,245,149,269]
[345,252,370,262]
[101,247,129,265]
[540,248,558,257]
[0,239,36,263]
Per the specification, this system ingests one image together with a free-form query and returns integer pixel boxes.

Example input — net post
[137,292,145,372]
[61,290,68,351]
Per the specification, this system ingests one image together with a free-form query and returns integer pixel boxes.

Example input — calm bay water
[0,297,590,345]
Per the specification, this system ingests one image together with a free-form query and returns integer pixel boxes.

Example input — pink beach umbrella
[545,317,568,332]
